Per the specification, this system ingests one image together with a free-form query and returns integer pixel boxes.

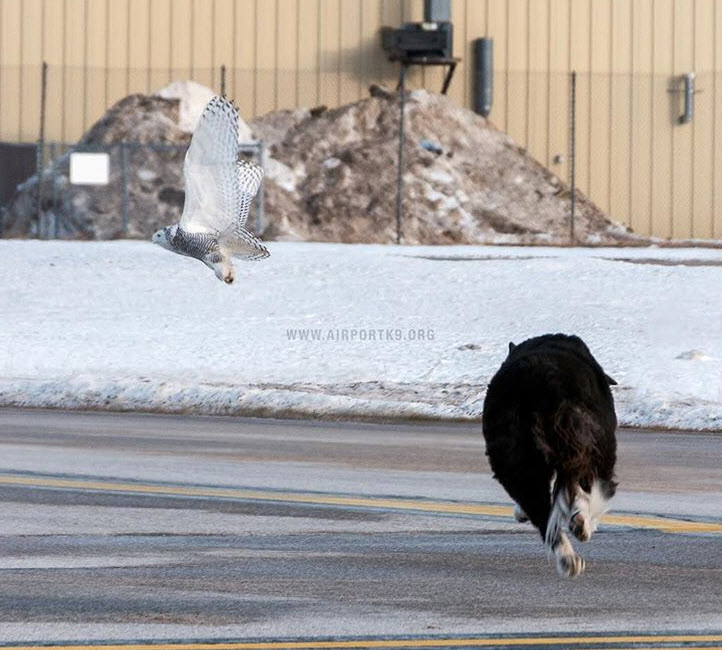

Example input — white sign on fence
[69,152,110,185]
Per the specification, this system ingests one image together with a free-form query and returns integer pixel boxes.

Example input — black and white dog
[482,334,618,577]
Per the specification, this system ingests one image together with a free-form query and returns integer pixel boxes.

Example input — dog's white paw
[556,552,585,578]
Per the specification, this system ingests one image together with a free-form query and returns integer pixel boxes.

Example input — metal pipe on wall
[473,38,493,118]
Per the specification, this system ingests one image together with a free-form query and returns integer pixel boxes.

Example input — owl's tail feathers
[219,226,270,261]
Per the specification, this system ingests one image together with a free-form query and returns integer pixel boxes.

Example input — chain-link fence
[1,63,721,243]
[497,69,722,242]
[1,138,265,240]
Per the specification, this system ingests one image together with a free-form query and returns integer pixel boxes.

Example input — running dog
[482,333,618,577]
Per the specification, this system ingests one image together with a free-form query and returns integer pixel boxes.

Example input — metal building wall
[1,0,720,239]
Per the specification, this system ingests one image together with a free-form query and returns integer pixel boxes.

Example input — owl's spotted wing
[219,224,270,261]
[179,95,264,235]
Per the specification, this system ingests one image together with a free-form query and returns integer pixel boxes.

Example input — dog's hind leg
[569,484,593,542]
[500,465,556,545]
[547,481,585,577]
[570,479,613,542]
[553,532,585,577]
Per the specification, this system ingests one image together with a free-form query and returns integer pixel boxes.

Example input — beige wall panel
[505,0,528,149]
[587,0,611,215]
[86,0,109,130]
[714,1,722,238]
[0,0,21,66]
[255,0,277,115]
[191,0,214,90]
[40,0,63,67]
[233,0,256,119]
[169,0,192,80]
[630,0,654,235]
[609,0,632,227]
[62,0,86,141]
[106,0,130,111]
[127,0,151,95]
[371,0,392,88]
[486,0,507,131]
[671,0,695,239]
[63,2,86,66]
[444,0,465,106]
[359,0,380,96]
[338,0,361,104]
[318,0,340,108]
[148,0,171,93]
[569,0,591,197]
[41,0,64,143]
[547,0,569,183]
[213,0,235,95]
[691,0,714,239]
[1,0,22,139]
[276,0,299,108]
[296,0,319,107]
[651,0,674,239]
[20,0,42,141]
[527,0,549,167]
[462,0,486,115]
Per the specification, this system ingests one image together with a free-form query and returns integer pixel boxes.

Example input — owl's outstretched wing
[179,95,264,235]
[219,224,270,261]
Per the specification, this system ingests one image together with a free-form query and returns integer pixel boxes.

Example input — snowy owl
[152,95,269,283]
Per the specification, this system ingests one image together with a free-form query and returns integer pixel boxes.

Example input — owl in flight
[152,95,269,283]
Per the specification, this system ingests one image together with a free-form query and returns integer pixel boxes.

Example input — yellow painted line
[3,636,722,650]
[0,475,512,518]
[1,474,721,535]
[602,513,722,534]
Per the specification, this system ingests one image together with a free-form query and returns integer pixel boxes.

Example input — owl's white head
[152,226,174,251]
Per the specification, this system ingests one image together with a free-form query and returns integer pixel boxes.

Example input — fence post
[569,70,577,245]
[395,63,408,245]
[50,142,58,238]
[37,61,48,234]
[120,142,129,233]
[256,141,266,234]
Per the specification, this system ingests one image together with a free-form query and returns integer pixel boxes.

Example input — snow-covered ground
[0,240,720,430]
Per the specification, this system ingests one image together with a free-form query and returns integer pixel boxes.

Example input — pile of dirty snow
[250,87,636,245]
[2,83,638,245]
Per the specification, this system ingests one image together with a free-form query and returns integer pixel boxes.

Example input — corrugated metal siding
[1,0,720,239]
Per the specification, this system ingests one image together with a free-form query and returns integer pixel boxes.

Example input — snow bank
[0,241,720,430]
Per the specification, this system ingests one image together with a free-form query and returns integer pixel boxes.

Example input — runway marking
[1,473,721,535]
[3,634,722,650]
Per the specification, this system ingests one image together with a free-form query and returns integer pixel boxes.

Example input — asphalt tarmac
[0,409,720,646]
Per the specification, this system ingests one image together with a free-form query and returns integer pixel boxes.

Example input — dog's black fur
[482,333,617,575]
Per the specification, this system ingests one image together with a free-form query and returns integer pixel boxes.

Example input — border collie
[482,334,618,577]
